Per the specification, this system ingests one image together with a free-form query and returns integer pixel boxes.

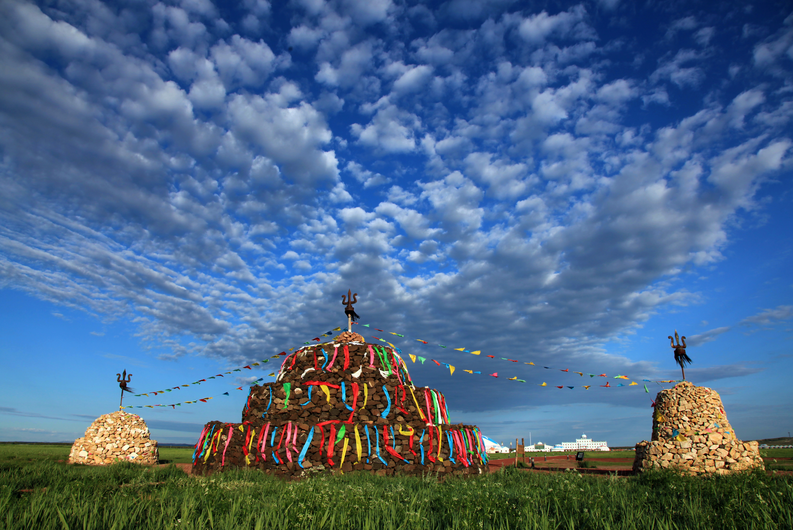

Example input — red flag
[486,355,495,358]
[216,374,223,377]
[200,398,207,402]
[199,379,206,382]
[312,337,320,342]
[279,352,287,356]
[173,387,180,390]
[243,365,252,370]
[489,373,498,378]
[433,359,441,366]
[508,359,518,362]
[375,329,384,332]
[236,386,243,390]
[557,386,563,389]
[598,374,607,377]
[600,382,610,387]
[560,369,569,372]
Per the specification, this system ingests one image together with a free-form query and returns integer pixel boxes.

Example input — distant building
[559,434,609,451]
[482,435,510,454]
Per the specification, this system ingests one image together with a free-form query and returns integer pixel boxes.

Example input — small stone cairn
[633,381,764,475]
[68,411,159,465]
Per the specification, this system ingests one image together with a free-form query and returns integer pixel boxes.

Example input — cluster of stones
[192,333,488,478]
[68,411,159,465]
[633,381,764,475]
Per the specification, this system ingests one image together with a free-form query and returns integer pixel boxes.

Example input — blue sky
[1,0,792,448]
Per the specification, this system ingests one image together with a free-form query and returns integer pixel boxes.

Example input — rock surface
[633,381,764,475]
[68,411,159,465]
[192,341,488,478]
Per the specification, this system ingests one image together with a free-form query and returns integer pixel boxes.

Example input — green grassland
[1,445,792,529]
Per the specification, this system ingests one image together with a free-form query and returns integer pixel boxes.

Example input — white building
[559,434,609,451]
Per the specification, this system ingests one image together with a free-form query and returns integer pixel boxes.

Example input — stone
[68,411,159,466]
[633,381,764,475]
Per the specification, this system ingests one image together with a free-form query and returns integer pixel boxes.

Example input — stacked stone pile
[192,333,488,478]
[633,381,763,475]
[68,411,159,465]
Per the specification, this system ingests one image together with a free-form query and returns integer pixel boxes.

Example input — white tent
[481,435,510,454]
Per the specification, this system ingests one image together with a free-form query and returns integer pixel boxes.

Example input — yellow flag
[525,362,534,365]
[583,385,590,390]
[268,372,275,376]
[409,354,416,363]
[333,327,341,331]
[574,372,583,376]
[509,377,517,380]
[455,348,465,351]
[540,382,547,386]
[629,381,638,386]
[463,370,473,374]
[470,351,481,355]
[449,365,455,375]
[252,363,260,366]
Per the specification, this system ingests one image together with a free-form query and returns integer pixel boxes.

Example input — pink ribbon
[368,345,375,367]
[326,345,339,370]
[261,423,271,461]
[221,426,233,467]
[285,423,293,463]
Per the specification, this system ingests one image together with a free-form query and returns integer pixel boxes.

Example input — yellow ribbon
[408,386,426,421]
[340,438,349,472]
[363,383,368,408]
[354,425,362,463]
[320,385,331,403]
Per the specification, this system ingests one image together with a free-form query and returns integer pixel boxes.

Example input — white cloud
[518,5,594,45]
[351,102,420,153]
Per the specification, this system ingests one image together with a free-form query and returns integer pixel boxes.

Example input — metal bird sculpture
[668,330,691,380]
[117,369,134,409]
[342,289,360,331]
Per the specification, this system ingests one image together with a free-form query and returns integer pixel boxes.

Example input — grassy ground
[2,458,791,530]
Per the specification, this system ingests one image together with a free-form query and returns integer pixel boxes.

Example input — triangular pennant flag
[243,365,252,370]
[362,325,369,328]
[223,392,229,396]
[567,386,574,389]
[560,369,569,372]
[644,385,649,393]
[449,365,455,375]
[574,372,583,376]
[617,383,624,387]
[509,376,517,380]
[486,355,495,358]
[418,357,426,364]
[517,379,526,383]
[540,382,547,386]
[455,348,465,351]
[598,374,606,377]
[470,351,481,355]
[600,382,610,387]
[473,371,481,374]
[252,363,260,366]
[409,354,417,363]
[525,362,534,365]
[557,386,563,389]
[236,386,243,390]
[489,373,498,378]
[439,345,447,348]
[588,374,595,377]
[463,370,473,374]
[629,381,638,386]
[433,359,441,366]
[583,386,590,390]
[268,373,275,376]
[417,339,428,344]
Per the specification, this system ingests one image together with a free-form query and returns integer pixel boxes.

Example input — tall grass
[1,459,791,530]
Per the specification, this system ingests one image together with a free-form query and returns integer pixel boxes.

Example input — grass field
[1,445,792,529]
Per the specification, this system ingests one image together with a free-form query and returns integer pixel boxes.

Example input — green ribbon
[282,383,291,409]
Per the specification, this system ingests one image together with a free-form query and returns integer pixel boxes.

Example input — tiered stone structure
[68,411,159,465]
[633,381,764,475]
[192,332,488,478]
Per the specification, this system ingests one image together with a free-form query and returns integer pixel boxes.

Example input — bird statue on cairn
[668,330,692,380]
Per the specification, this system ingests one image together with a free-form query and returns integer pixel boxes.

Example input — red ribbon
[305,381,341,388]
[343,344,350,370]
[346,382,359,423]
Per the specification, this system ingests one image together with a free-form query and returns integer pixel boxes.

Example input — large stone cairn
[633,381,764,475]
[192,334,488,478]
[68,411,159,465]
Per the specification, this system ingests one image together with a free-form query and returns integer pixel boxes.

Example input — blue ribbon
[419,429,425,465]
[271,426,278,446]
[301,386,313,406]
[446,432,456,464]
[321,347,329,371]
[342,382,354,411]
[194,425,214,463]
[381,385,391,418]
[365,425,371,463]
[298,426,314,469]
[374,426,388,466]
[264,390,272,413]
